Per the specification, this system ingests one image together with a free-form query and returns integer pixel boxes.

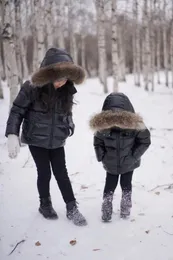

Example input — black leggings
[29,146,75,204]
[104,171,133,195]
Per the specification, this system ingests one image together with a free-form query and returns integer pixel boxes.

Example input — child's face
[53,79,67,89]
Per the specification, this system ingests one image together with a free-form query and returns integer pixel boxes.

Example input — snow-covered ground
[0,75,173,260]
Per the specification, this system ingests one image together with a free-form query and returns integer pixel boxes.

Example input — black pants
[29,146,75,204]
[103,171,133,195]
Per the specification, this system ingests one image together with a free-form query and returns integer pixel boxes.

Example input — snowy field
[0,75,173,260]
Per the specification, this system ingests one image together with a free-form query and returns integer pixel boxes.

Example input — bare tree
[14,0,23,85]
[118,17,126,82]
[111,0,119,92]
[150,0,155,91]
[163,0,169,87]
[56,0,65,49]
[133,0,141,86]
[171,0,173,88]
[36,0,45,66]
[2,0,19,108]
[68,0,78,64]
[143,0,150,91]
[45,0,54,48]
[96,0,108,93]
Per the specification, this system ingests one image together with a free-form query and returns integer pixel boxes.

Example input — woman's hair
[35,80,75,113]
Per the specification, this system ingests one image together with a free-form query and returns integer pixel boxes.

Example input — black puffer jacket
[5,80,76,149]
[90,93,151,175]
[5,48,85,149]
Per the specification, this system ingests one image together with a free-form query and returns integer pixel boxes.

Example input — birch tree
[133,0,141,86]
[143,0,150,91]
[156,0,161,84]
[2,0,19,108]
[118,17,126,82]
[111,0,118,92]
[96,0,108,93]
[56,0,65,49]
[68,0,78,64]
[171,0,173,88]
[150,0,155,91]
[163,0,169,87]
[14,0,23,85]
[36,0,45,66]
[45,0,54,48]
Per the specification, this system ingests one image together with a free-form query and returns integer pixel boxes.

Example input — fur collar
[89,110,146,131]
[31,62,86,87]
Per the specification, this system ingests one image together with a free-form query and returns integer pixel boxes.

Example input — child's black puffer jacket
[90,93,151,175]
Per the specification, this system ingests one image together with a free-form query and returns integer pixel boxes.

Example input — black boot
[39,197,58,220]
[102,192,113,222]
[120,190,132,218]
[66,201,87,226]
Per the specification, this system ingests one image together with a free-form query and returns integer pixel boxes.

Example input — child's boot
[102,192,113,222]
[120,190,132,218]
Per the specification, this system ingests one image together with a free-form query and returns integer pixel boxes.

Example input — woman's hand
[7,134,20,159]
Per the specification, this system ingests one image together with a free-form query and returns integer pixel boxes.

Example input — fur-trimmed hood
[31,48,86,87]
[90,93,146,131]
[89,110,146,131]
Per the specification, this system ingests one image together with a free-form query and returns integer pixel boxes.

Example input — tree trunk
[14,0,23,85]
[171,0,173,88]
[45,0,54,48]
[111,0,119,92]
[143,0,150,91]
[150,0,155,92]
[56,0,65,49]
[134,0,140,86]
[36,1,45,66]
[21,39,29,79]
[68,0,78,64]
[163,0,169,87]
[32,0,38,71]
[0,79,3,99]
[118,25,126,82]
[81,34,86,69]
[156,26,161,84]
[2,0,19,109]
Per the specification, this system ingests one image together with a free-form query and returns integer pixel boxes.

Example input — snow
[0,74,173,260]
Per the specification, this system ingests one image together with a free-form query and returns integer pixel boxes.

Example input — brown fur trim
[89,110,146,131]
[31,62,86,87]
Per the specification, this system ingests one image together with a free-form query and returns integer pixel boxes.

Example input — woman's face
[53,79,67,89]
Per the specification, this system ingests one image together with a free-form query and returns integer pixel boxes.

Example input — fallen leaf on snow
[70,240,77,246]
[93,249,101,251]
[138,213,145,216]
[81,185,88,190]
[35,241,41,246]
[131,219,135,222]
[145,230,150,234]
[155,192,160,195]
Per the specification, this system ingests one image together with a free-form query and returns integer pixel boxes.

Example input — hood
[102,92,135,112]
[31,48,86,87]
[90,93,145,131]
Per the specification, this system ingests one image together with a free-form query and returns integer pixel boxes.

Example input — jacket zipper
[116,131,120,174]
[49,86,56,148]
[49,107,55,148]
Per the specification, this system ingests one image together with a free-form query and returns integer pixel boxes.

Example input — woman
[5,48,87,226]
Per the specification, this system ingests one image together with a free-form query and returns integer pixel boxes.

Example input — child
[90,92,151,221]
[5,48,87,226]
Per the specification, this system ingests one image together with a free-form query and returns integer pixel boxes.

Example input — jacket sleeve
[67,112,75,136]
[67,84,77,136]
[94,133,105,162]
[132,128,151,160]
[5,81,32,137]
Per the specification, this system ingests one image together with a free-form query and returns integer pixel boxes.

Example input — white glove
[7,134,20,159]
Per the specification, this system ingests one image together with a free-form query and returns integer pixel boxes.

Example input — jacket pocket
[22,120,34,140]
